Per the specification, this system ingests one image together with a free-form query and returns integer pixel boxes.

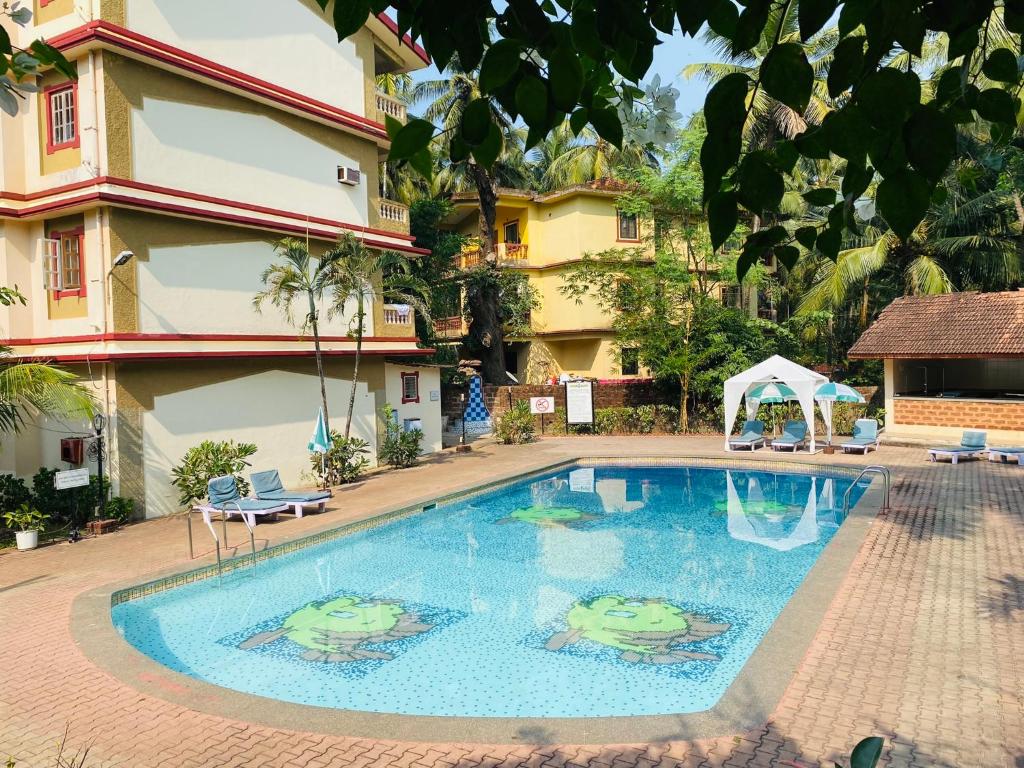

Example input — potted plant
[2,503,49,551]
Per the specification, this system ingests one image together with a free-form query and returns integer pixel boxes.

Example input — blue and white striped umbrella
[746,381,799,404]
[814,382,866,403]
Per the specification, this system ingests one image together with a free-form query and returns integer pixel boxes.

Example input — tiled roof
[848,291,1024,359]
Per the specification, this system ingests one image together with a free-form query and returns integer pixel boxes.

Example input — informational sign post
[530,395,556,435]
[54,468,90,490]
[564,380,595,426]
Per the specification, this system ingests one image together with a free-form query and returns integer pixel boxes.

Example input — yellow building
[0,2,439,517]
[440,181,767,384]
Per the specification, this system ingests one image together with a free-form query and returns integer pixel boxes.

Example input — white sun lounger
[987,447,1024,464]
[928,431,987,464]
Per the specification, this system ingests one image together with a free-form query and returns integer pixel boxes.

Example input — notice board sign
[564,380,595,425]
[55,468,90,490]
[529,396,555,415]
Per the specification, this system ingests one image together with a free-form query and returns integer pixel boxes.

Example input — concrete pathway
[0,437,1021,767]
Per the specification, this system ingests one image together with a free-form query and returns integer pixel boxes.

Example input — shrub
[313,431,370,485]
[170,440,258,508]
[633,404,656,434]
[655,405,680,434]
[0,474,31,513]
[379,405,423,467]
[496,401,536,444]
[104,496,135,523]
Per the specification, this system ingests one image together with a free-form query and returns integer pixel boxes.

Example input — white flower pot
[15,530,38,551]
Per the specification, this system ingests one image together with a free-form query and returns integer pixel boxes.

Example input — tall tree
[254,239,342,433]
[326,233,430,438]
[534,121,659,191]
[409,60,527,383]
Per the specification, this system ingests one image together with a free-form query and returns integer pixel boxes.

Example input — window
[43,228,85,298]
[503,219,520,244]
[617,211,639,241]
[45,83,79,154]
[720,285,742,309]
[621,348,639,376]
[401,371,420,403]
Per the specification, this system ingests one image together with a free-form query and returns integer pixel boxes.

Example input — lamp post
[92,413,107,520]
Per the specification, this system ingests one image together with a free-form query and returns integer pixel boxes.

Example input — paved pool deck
[1,436,1021,767]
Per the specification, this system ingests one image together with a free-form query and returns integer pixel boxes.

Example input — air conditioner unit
[60,437,84,465]
[338,166,361,186]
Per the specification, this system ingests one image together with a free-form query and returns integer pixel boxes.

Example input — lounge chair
[729,420,766,450]
[841,419,880,454]
[928,431,987,465]
[987,447,1024,464]
[251,469,331,517]
[771,420,808,451]
[194,475,290,525]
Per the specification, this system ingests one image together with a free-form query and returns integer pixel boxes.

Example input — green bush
[634,404,656,434]
[313,431,370,485]
[170,440,258,508]
[655,405,680,433]
[104,496,135,523]
[379,405,424,467]
[496,401,536,444]
[0,474,31,513]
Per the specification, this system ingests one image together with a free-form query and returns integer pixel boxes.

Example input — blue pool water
[113,465,865,718]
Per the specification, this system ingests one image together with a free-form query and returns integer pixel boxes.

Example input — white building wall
[125,0,366,118]
[140,367,378,518]
[136,240,368,337]
[384,363,442,454]
[130,97,368,224]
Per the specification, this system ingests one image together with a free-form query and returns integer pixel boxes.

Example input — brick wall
[893,397,1024,431]
[482,380,670,419]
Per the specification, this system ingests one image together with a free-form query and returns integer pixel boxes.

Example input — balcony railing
[382,304,414,326]
[376,198,409,234]
[432,315,465,339]
[375,91,407,124]
[455,243,529,270]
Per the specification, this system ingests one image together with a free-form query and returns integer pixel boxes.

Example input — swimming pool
[112,463,866,720]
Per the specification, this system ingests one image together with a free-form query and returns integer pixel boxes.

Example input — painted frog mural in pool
[546,595,730,665]
[497,505,597,527]
[239,596,433,662]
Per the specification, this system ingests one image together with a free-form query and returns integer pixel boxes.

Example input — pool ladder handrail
[843,465,891,515]
[202,501,258,580]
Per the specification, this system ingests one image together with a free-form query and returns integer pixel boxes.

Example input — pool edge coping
[70,455,885,746]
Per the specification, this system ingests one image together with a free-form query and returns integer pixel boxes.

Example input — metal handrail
[843,464,891,515]
[200,501,258,580]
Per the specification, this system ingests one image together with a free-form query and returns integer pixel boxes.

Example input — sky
[409,29,724,121]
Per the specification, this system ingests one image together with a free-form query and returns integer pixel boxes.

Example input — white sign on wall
[565,380,595,425]
[530,396,555,415]
[54,468,90,490]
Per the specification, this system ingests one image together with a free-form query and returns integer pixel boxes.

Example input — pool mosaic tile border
[111,457,866,606]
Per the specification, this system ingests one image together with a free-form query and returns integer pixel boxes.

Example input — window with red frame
[43,228,86,299]
[45,83,79,154]
[401,372,420,404]
[617,211,639,241]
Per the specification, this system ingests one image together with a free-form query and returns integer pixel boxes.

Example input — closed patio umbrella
[814,382,866,445]
[308,407,331,486]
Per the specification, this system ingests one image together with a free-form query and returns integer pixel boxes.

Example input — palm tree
[326,233,430,438]
[533,121,658,192]
[254,239,342,432]
[0,346,95,433]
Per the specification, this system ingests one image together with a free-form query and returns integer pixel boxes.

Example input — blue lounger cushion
[251,469,331,503]
[730,420,765,444]
[206,475,284,511]
[773,420,807,445]
[932,430,987,452]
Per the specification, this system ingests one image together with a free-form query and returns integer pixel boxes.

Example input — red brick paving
[1,438,1021,767]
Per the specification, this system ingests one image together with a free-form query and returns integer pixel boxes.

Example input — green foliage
[313,431,370,485]
[0,473,31,512]
[104,496,135,524]
[496,401,536,444]
[169,440,258,508]
[378,405,424,467]
[1,5,76,116]
[2,502,48,532]
[1,346,96,434]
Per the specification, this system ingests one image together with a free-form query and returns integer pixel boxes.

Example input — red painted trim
[400,370,420,403]
[49,22,390,141]
[48,226,86,300]
[0,177,417,243]
[5,332,423,346]
[11,348,436,363]
[374,13,431,64]
[44,81,81,154]
[0,191,430,254]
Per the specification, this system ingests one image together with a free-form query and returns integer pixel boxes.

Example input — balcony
[380,303,415,337]
[375,90,407,125]
[376,198,409,235]
[432,315,466,340]
[455,243,529,270]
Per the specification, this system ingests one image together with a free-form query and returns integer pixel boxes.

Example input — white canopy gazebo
[724,355,828,452]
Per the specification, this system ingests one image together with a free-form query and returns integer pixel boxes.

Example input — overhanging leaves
[877,169,931,241]
[760,43,814,113]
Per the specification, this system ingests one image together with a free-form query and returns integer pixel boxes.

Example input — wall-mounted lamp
[113,250,134,267]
